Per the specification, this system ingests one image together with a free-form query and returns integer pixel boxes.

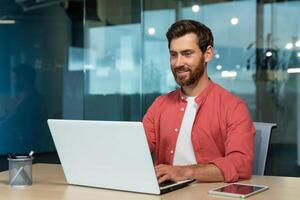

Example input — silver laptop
[47,119,194,194]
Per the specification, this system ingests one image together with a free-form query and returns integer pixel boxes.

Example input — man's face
[169,33,207,87]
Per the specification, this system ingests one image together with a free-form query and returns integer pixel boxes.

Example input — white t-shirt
[173,96,198,165]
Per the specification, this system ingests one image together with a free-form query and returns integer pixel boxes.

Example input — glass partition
[0,0,83,169]
[83,0,142,121]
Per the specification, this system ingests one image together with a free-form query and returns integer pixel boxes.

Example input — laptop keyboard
[159,180,176,187]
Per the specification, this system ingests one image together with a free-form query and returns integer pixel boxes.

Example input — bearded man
[143,20,255,184]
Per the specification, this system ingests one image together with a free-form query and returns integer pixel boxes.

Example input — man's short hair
[166,19,214,53]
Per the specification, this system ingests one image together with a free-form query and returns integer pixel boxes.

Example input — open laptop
[47,119,194,194]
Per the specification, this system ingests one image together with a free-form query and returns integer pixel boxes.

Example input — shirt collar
[178,79,214,105]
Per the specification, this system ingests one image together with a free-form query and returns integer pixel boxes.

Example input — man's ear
[204,45,214,63]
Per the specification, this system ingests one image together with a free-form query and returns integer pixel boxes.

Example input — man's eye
[170,53,177,58]
[183,52,192,56]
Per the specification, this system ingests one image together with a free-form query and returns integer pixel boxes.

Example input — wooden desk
[0,164,299,200]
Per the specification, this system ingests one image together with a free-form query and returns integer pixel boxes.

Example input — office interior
[0,0,300,178]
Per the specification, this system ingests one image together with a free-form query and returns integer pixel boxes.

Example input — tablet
[208,183,269,198]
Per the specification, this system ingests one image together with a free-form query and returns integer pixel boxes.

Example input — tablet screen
[214,183,265,195]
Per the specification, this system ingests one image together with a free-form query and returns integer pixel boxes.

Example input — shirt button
[174,128,178,132]
[180,108,184,111]
[170,150,174,154]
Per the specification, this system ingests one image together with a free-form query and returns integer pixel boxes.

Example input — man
[143,20,255,184]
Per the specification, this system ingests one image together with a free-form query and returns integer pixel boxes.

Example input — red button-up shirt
[142,80,255,182]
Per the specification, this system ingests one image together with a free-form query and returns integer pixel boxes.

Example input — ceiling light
[192,5,200,13]
[285,42,293,50]
[297,52,300,58]
[148,27,156,35]
[215,54,220,59]
[0,20,15,24]
[266,51,272,57]
[287,68,300,74]
[221,70,237,78]
[230,17,239,25]
[295,40,300,47]
[216,65,222,70]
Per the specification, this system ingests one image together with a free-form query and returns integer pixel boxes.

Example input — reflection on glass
[84,0,142,121]
[0,0,73,156]
[86,24,141,95]
[143,9,176,94]
[0,64,49,153]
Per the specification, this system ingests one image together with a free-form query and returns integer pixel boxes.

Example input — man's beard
[172,63,205,87]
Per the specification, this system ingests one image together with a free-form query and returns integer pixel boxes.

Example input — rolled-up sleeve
[210,101,255,182]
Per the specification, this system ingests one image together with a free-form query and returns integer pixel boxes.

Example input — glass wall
[1,0,300,177]
[0,0,83,170]
[83,0,142,121]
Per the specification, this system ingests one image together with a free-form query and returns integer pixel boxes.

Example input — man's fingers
[158,174,170,184]
[155,168,167,178]
[155,165,169,178]
[155,170,164,179]
[155,164,167,170]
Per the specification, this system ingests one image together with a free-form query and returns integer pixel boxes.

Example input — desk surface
[0,164,300,200]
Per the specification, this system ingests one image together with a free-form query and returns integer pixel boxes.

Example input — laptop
[47,119,194,194]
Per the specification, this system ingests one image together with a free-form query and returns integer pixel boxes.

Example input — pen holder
[7,156,33,187]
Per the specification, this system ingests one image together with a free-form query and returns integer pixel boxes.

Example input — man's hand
[155,163,224,183]
[155,164,193,184]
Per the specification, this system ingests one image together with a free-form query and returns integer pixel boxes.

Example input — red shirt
[142,80,255,182]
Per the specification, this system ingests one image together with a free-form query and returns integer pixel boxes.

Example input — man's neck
[182,73,209,97]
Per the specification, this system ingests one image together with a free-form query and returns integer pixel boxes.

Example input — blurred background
[0,0,300,177]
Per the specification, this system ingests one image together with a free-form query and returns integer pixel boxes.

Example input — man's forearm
[184,164,224,182]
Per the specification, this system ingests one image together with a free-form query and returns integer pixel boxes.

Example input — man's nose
[175,55,184,67]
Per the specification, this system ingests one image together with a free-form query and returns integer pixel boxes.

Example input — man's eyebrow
[180,49,194,53]
[169,49,194,53]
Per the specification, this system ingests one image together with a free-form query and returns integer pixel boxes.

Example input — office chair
[252,122,276,175]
